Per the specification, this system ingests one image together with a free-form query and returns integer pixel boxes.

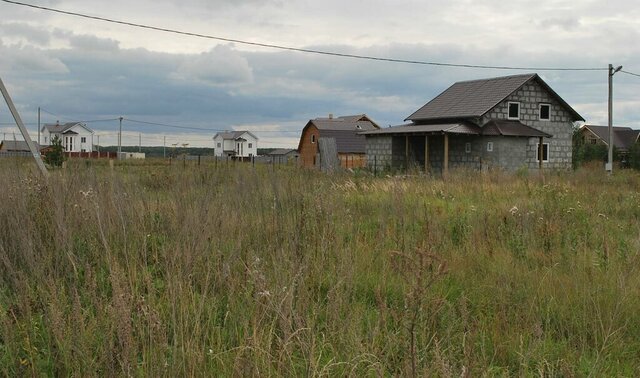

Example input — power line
[124,117,300,133]
[1,0,608,72]
[621,70,640,78]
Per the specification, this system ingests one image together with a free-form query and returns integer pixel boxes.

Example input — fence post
[198,155,201,166]
[374,155,377,177]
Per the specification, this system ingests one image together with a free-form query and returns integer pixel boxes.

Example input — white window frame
[311,134,316,144]
[536,143,549,162]
[217,142,221,148]
[81,136,87,143]
[487,142,494,152]
[248,143,253,148]
[539,103,551,121]
[507,102,520,120]
[465,142,471,153]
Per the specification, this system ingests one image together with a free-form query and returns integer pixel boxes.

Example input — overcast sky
[1,0,639,148]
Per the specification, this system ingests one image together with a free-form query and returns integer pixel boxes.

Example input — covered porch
[362,121,551,175]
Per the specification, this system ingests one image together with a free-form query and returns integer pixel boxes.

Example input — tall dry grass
[1,159,640,376]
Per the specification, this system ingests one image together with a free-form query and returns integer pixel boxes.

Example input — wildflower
[509,206,518,215]
[257,290,271,298]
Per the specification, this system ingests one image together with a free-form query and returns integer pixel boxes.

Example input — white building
[213,131,258,158]
[41,122,95,153]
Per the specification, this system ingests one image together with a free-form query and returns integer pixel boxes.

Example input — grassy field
[1,159,639,376]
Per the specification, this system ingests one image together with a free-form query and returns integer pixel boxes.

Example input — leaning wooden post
[0,76,48,177]
[443,133,450,179]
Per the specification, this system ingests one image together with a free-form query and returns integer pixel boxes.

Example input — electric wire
[1,0,608,72]
[621,70,640,78]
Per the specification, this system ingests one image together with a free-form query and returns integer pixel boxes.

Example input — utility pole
[0,76,48,176]
[138,133,141,153]
[97,135,100,152]
[37,107,40,145]
[163,136,166,158]
[607,64,623,173]
[118,116,123,159]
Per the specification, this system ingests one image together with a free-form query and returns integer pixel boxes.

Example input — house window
[248,143,252,148]
[44,137,47,143]
[81,137,86,143]
[539,104,551,121]
[465,142,471,153]
[536,143,549,162]
[590,138,597,145]
[487,142,494,152]
[311,135,316,143]
[217,142,221,148]
[508,102,520,120]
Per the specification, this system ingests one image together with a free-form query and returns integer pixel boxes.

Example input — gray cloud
[1,0,639,148]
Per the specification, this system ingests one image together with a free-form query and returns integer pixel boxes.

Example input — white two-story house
[213,131,258,158]
[41,122,95,153]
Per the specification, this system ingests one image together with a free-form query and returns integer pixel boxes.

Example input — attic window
[539,104,551,121]
[311,135,316,143]
[508,102,520,120]
[356,124,362,130]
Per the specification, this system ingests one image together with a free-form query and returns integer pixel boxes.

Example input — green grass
[1,159,640,376]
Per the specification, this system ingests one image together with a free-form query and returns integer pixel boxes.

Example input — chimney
[56,120,60,126]
[329,113,333,119]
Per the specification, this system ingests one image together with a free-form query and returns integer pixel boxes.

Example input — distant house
[579,125,640,153]
[297,114,380,168]
[0,140,44,157]
[362,73,584,173]
[213,131,258,158]
[268,148,299,164]
[41,122,94,153]
[0,140,42,152]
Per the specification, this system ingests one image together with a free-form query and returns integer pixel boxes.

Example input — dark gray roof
[360,122,481,135]
[319,130,368,153]
[481,120,552,138]
[0,140,42,151]
[582,125,640,150]
[406,73,584,122]
[361,120,551,138]
[268,148,298,156]
[42,122,91,133]
[311,119,379,131]
[213,130,258,140]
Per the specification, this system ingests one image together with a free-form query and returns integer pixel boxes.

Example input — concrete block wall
[366,135,393,170]
[480,79,574,169]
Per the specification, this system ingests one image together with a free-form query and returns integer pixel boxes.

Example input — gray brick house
[362,73,584,174]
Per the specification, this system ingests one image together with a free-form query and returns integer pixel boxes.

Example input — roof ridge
[453,73,536,85]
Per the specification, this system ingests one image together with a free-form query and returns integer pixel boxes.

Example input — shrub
[43,135,66,167]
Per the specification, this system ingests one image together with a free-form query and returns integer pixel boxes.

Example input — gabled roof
[406,73,584,122]
[0,140,42,152]
[213,130,258,141]
[581,125,640,150]
[42,122,94,134]
[297,114,380,153]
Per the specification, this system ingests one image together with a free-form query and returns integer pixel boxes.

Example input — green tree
[44,135,66,167]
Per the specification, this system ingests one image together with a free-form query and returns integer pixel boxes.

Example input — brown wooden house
[297,114,380,168]
[579,125,640,153]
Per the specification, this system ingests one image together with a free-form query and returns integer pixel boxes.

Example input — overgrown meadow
[1,159,639,376]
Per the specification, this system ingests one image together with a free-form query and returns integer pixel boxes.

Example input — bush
[43,135,66,167]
